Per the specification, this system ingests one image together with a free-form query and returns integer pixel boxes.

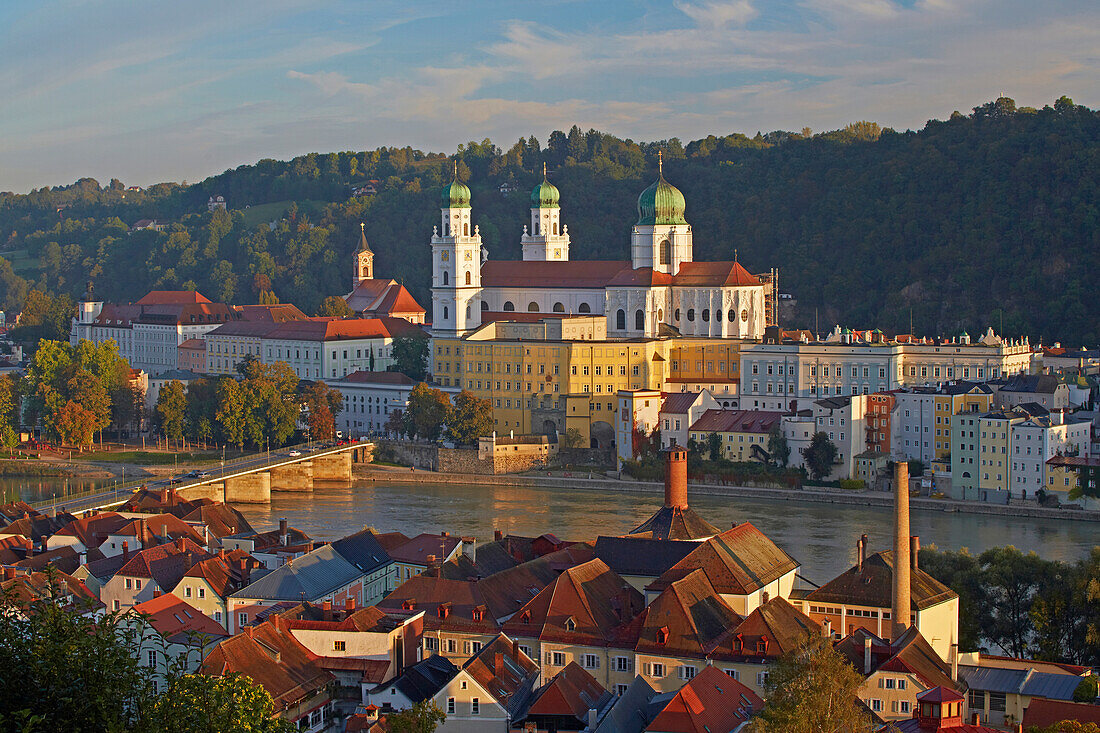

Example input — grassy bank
[0,461,72,477]
[69,450,244,465]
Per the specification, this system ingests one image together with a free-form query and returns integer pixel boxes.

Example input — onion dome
[636,151,686,225]
[531,163,560,208]
[441,162,471,209]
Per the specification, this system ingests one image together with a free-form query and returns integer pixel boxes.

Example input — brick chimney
[122,540,130,560]
[279,518,288,547]
[494,529,503,542]
[910,536,920,573]
[238,557,251,586]
[322,600,332,620]
[856,536,864,572]
[345,597,355,611]
[664,445,688,509]
[892,459,911,635]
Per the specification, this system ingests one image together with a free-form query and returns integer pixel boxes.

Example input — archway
[590,421,614,450]
[503,301,515,312]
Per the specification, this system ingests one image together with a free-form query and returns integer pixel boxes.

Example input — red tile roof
[50,512,130,548]
[0,568,102,613]
[481,260,632,289]
[181,549,264,598]
[806,550,957,612]
[388,533,462,566]
[233,304,308,322]
[136,290,212,305]
[660,392,703,415]
[672,261,760,287]
[1023,698,1100,729]
[688,409,784,434]
[133,593,228,642]
[607,268,674,287]
[645,665,763,732]
[461,634,539,716]
[115,538,210,590]
[266,317,425,342]
[649,523,799,597]
[527,662,612,722]
[636,569,742,659]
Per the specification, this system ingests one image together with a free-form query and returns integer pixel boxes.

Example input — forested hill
[1,96,1096,344]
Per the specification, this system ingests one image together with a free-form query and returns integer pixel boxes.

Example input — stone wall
[224,472,271,504]
[270,462,313,492]
[313,452,352,481]
[556,447,614,467]
[376,440,545,475]
[438,447,493,475]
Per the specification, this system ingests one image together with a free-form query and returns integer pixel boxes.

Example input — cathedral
[429,156,775,340]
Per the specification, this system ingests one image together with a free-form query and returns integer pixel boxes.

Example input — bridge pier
[225,472,271,504]
[270,462,313,492]
[313,453,352,481]
[178,483,225,503]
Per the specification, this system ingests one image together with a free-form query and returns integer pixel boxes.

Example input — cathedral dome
[636,156,686,225]
[531,164,560,208]
[441,165,471,209]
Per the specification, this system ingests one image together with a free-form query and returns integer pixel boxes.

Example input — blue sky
[1,0,1096,192]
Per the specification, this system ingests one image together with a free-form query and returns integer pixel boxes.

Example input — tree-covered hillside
[1,96,1096,343]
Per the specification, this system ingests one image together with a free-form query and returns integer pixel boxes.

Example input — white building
[615,389,662,464]
[812,395,868,480]
[891,389,936,465]
[328,371,423,437]
[259,318,426,381]
[659,391,720,449]
[429,156,775,342]
[1010,414,1091,499]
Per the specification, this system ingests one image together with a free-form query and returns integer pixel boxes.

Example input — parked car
[288,450,302,457]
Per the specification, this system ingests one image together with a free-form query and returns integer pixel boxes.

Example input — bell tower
[352,223,374,289]
[521,163,570,261]
[631,152,693,275]
[431,163,483,337]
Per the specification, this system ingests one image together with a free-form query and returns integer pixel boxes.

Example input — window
[471,698,480,715]
[447,698,456,715]
[659,239,671,264]
[442,271,449,285]
[615,656,630,672]
[635,309,644,330]
[885,678,895,689]
[651,663,666,678]
[725,668,740,680]
[897,679,907,690]
[184,586,192,598]
[334,641,346,652]
[553,302,564,313]
[900,701,910,714]
[238,613,247,628]
[147,650,157,667]
[584,654,600,669]
[969,690,985,709]
[198,587,205,599]
[989,691,1006,712]
[616,309,626,330]
[870,699,883,712]
[616,684,630,696]
[552,652,566,666]
[503,301,515,311]
[687,308,695,322]
[679,665,697,680]
[528,301,539,312]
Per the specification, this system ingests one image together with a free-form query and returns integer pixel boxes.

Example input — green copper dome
[442,163,471,209]
[636,155,686,225]
[531,164,560,208]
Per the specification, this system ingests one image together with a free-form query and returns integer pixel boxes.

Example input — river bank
[355,465,1100,523]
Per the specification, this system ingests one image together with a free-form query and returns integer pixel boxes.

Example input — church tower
[352,222,374,289]
[521,164,570,261]
[631,152,693,274]
[431,164,483,337]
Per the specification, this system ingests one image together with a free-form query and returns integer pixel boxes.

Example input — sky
[1,0,1096,193]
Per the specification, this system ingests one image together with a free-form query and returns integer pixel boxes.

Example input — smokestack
[664,445,688,509]
[279,518,288,546]
[892,459,911,635]
[910,536,920,573]
[494,529,503,542]
[856,536,864,572]
[863,635,872,675]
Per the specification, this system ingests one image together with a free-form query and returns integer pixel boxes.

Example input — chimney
[174,536,186,552]
[494,652,504,679]
[122,541,130,560]
[910,536,920,573]
[863,635,872,675]
[860,533,868,566]
[238,557,251,586]
[512,637,520,660]
[950,643,959,682]
[664,445,688,509]
[588,708,598,729]
[892,459,912,635]
[322,600,332,620]
[856,536,864,572]
[822,619,832,638]
[279,518,288,546]
[971,712,981,725]
[494,529,503,542]
[152,588,161,598]
[244,624,254,638]
[345,597,355,611]
[2,567,15,580]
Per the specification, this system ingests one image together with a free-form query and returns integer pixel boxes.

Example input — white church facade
[430,157,774,341]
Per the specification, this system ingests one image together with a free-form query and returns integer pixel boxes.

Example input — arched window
[635,310,645,330]
[553,222,559,235]
[687,309,695,322]
[464,271,471,285]
[442,306,449,319]
[702,309,710,322]
[442,271,449,285]
[659,239,671,265]
[481,301,489,311]
[728,309,736,323]
[552,302,565,313]
[463,222,469,236]
[658,308,663,321]
[578,303,591,314]
[503,301,515,312]
[465,305,470,318]
[616,309,626,330]
[528,302,539,312]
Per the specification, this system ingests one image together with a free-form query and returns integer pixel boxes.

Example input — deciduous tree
[390,334,429,380]
[404,383,450,443]
[315,296,352,318]
[386,699,447,733]
[155,380,188,445]
[804,432,838,481]
[300,381,343,440]
[445,390,492,446]
[146,673,294,733]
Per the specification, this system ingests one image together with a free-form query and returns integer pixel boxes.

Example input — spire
[542,162,547,180]
[357,222,372,253]
[453,160,458,180]
[658,150,663,177]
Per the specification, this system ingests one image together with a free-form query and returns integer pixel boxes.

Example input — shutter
[628,658,634,671]
[594,657,599,669]
[878,678,885,688]
[644,663,652,677]
[545,652,552,665]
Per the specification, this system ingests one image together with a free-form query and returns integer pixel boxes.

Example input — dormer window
[520,610,531,624]
[564,617,576,632]
[734,634,744,653]
[401,598,416,611]
[437,602,451,619]
[656,626,669,645]
[756,636,769,655]
[472,607,485,622]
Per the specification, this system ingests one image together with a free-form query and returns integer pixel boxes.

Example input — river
[235,480,1100,586]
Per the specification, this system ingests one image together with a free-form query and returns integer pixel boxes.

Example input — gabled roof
[0,569,102,613]
[181,549,264,598]
[688,409,783,435]
[636,569,742,658]
[460,634,540,718]
[960,665,1081,701]
[50,511,130,548]
[627,505,720,542]
[266,317,425,342]
[594,676,658,733]
[381,654,458,703]
[672,261,760,287]
[644,665,763,732]
[346,280,426,317]
[647,523,799,597]
[856,626,958,691]
[607,268,674,287]
[132,593,228,644]
[234,303,308,322]
[476,543,596,621]
[729,597,817,660]
[136,290,212,305]
[114,538,210,590]
[111,514,207,547]
[999,374,1061,394]
[660,392,703,416]
[331,528,392,573]
[201,621,335,711]
[502,559,643,645]
[527,662,613,723]
[180,503,254,539]
[378,575,498,634]
[593,536,697,579]
[1,512,76,542]
[232,544,363,601]
[388,533,462,566]
[480,260,631,289]
[805,550,957,611]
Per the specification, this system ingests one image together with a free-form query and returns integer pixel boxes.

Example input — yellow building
[666,339,742,405]
[976,411,1025,496]
[1045,455,1100,509]
[686,409,783,462]
[433,317,672,448]
[932,383,993,458]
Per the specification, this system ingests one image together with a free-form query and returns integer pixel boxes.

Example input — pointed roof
[805,550,957,611]
[115,538,210,590]
[132,593,228,644]
[357,222,372,253]
[636,569,742,658]
[672,261,761,287]
[729,597,818,659]
[460,633,540,718]
[527,662,613,722]
[644,665,763,732]
[627,505,719,542]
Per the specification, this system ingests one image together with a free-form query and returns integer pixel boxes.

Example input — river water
[235,481,1100,586]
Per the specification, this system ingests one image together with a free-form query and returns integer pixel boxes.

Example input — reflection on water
[237,481,1100,585]
[1,476,109,505]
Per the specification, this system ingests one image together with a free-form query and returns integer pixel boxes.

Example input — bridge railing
[27,439,363,512]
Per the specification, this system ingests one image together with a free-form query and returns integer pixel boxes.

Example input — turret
[631,152,692,274]
[521,163,570,262]
[352,223,374,289]
[431,162,483,337]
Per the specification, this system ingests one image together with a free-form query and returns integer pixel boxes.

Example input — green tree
[386,699,447,733]
[238,359,299,448]
[751,634,873,733]
[390,334,429,380]
[1073,675,1098,703]
[146,673,294,733]
[981,546,1048,659]
[316,296,352,317]
[155,380,188,444]
[404,383,450,443]
[54,400,97,447]
[767,425,790,467]
[561,427,584,449]
[917,547,988,652]
[215,378,247,448]
[445,390,492,446]
[803,432,838,481]
[67,369,111,438]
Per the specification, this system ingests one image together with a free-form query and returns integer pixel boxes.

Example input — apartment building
[1010,415,1091,499]
[329,371,421,437]
[813,395,868,480]
[686,409,783,462]
[933,383,994,458]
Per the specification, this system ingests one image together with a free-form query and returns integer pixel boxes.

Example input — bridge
[31,441,374,515]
